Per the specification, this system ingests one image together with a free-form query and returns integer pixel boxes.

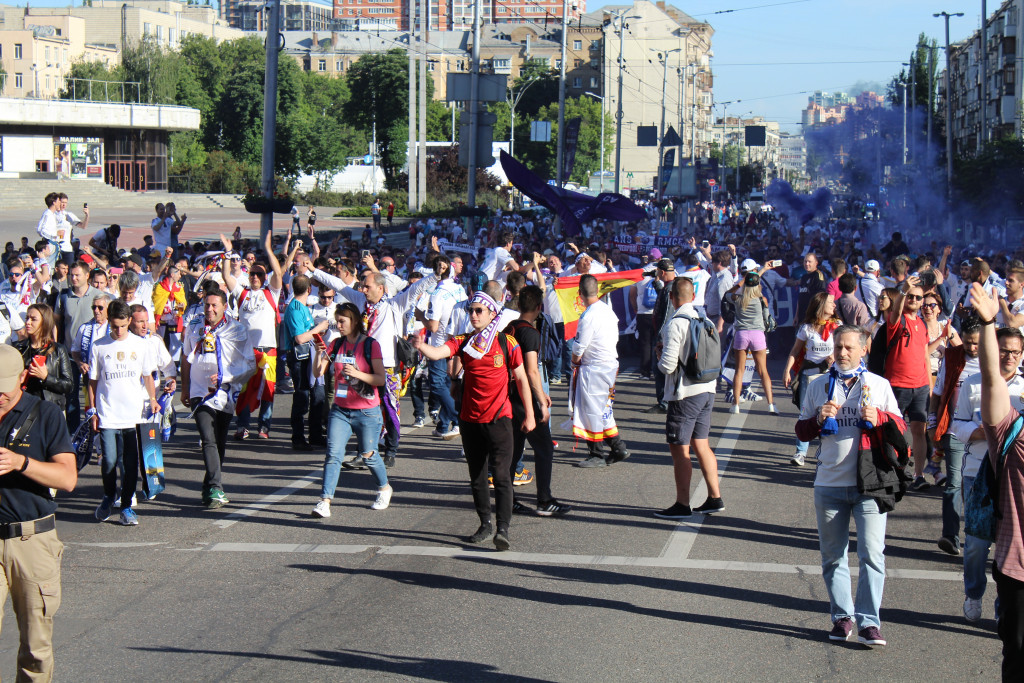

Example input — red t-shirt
[445,333,523,423]
[885,313,929,389]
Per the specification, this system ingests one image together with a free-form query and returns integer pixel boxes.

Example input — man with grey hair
[795,324,904,648]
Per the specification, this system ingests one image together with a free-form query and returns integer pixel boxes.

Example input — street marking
[212,471,321,529]
[659,408,747,561]
[201,541,968,580]
[68,542,168,548]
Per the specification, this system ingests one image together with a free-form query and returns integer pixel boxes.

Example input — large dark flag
[500,151,646,237]
[561,117,582,182]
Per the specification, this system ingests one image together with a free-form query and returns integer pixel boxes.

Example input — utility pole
[980,0,988,151]
[925,41,935,166]
[584,91,605,191]
[612,9,635,194]
[418,0,428,211]
[466,0,481,235]
[902,63,908,164]
[909,53,916,162]
[555,0,569,188]
[407,0,417,212]
[691,68,699,164]
[935,11,964,235]
[258,0,281,247]
[654,48,681,200]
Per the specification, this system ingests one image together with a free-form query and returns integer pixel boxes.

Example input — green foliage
[513,96,611,185]
[953,137,1024,216]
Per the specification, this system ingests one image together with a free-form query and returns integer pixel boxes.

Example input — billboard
[54,137,103,179]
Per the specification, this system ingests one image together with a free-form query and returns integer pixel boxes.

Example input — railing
[61,79,143,104]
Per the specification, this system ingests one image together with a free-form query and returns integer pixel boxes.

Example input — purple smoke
[765,180,833,225]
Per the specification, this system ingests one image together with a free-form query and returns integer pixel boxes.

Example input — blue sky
[19,0,986,133]
[652,0,986,132]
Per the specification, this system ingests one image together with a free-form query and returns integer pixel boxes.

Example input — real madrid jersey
[88,333,156,429]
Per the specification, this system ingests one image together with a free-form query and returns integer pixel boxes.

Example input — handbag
[137,410,166,500]
[762,299,777,333]
[790,371,802,407]
[964,414,1022,542]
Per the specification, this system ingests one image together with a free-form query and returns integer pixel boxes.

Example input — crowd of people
[0,189,1022,679]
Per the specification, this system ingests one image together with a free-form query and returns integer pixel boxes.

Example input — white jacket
[657,303,716,402]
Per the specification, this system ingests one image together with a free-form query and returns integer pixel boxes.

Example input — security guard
[0,344,77,681]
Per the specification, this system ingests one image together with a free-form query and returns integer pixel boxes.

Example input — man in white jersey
[89,300,159,526]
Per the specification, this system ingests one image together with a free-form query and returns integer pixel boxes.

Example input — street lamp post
[258,0,282,247]
[934,10,964,230]
[980,0,988,151]
[508,75,539,160]
[584,91,605,192]
[654,48,681,200]
[611,11,640,194]
[902,62,909,164]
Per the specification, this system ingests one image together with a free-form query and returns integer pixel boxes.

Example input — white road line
[202,541,967,580]
[659,408,748,561]
[68,542,168,548]
[212,471,321,529]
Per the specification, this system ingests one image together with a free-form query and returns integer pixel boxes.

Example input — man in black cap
[646,258,677,414]
[0,344,77,680]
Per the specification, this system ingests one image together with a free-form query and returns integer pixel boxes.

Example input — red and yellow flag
[554,268,645,339]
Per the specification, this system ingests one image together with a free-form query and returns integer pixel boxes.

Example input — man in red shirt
[415,285,536,551]
[886,274,931,490]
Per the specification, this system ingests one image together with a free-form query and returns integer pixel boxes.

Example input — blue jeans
[427,357,457,431]
[814,486,888,629]
[237,399,273,433]
[321,405,386,498]
[100,427,139,509]
[410,371,426,420]
[962,475,992,600]
[941,434,965,543]
[547,323,566,381]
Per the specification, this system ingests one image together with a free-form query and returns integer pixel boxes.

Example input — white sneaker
[730,404,740,414]
[791,453,806,467]
[371,486,393,510]
[964,597,982,623]
[312,499,331,518]
[441,426,461,441]
[768,403,777,414]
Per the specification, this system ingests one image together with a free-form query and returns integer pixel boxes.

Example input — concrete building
[228,0,339,32]
[943,0,1024,156]
[0,97,199,191]
[778,132,807,180]
[589,0,713,191]
[709,114,780,169]
[26,0,243,53]
[0,8,118,99]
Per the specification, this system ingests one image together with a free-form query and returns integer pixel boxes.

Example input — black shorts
[666,393,714,445]
[892,384,929,423]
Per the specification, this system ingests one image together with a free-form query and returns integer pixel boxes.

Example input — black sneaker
[654,502,692,519]
[644,403,667,414]
[536,499,572,517]
[608,448,631,464]
[494,528,510,551]
[909,475,930,491]
[693,497,726,514]
[575,455,607,468]
[292,440,314,451]
[382,454,396,469]
[467,523,493,544]
[938,536,961,556]
[512,499,533,515]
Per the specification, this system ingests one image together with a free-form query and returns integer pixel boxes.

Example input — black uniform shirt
[0,393,73,523]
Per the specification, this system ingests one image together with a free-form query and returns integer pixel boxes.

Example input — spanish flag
[554,269,645,339]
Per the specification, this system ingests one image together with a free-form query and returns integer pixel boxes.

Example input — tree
[120,37,180,104]
[427,99,456,142]
[343,49,414,188]
[518,96,612,185]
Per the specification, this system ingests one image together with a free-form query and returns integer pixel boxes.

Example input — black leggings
[512,419,554,503]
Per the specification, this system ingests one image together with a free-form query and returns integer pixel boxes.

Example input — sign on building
[53,136,103,179]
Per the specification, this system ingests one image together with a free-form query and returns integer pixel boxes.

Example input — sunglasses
[1000,348,1023,358]
[468,306,489,315]
[905,294,925,302]
[921,303,939,309]
[92,304,106,310]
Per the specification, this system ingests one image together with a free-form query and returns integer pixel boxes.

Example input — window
[318,59,326,71]
[168,28,175,44]
[572,77,581,88]
[590,59,598,68]
[45,74,50,90]
[45,46,50,61]
[143,23,151,35]
[555,59,561,69]
[15,73,23,88]
[63,49,68,63]
[590,77,598,88]
[36,160,49,173]
[573,40,581,50]
[14,43,22,60]
[156,25,163,40]
[336,59,343,71]
[574,59,583,67]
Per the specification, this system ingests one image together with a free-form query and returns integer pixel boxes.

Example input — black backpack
[720,292,736,324]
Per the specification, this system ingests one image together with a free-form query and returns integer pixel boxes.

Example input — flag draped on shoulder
[554,269,644,339]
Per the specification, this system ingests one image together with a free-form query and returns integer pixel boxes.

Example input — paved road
[0,363,1002,680]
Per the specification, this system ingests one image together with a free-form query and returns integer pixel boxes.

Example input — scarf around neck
[464,291,502,360]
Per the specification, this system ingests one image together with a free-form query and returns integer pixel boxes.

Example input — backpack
[964,413,1023,542]
[641,279,658,309]
[682,312,722,383]
[535,312,561,363]
[866,317,905,375]
[720,292,736,324]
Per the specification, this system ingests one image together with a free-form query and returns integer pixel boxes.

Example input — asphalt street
[0,362,1003,681]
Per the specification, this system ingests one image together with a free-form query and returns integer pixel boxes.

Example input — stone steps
[0,179,243,211]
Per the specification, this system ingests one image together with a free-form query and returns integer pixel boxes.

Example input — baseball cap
[865,259,880,272]
[656,258,675,272]
[0,346,25,393]
[649,248,662,259]
[740,258,759,272]
[127,253,144,268]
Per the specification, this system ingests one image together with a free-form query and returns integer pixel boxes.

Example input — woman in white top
[922,290,961,388]
[782,292,840,466]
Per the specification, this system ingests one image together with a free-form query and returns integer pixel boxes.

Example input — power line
[691,0,817,17]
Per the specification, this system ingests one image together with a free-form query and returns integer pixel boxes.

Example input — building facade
[778,132,807,180]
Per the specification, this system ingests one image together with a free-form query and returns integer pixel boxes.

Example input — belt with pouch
[0,514,55,540]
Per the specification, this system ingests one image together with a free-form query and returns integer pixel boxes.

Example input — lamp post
[653,47,681,200]
[980,0,988,151]
[584,91,605,192]
[258,0,282,246]
[508,74,539,160]
[611,10,641,194]
[934,10,964,228]
[902,61,909,164]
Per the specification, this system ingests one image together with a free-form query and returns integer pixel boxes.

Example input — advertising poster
[53,137,103,179]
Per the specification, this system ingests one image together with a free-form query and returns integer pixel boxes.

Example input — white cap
[865,259,880,272]
[740,258,759,272]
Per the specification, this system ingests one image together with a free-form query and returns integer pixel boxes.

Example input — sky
[606,0,989,133]
[16,0,988,134]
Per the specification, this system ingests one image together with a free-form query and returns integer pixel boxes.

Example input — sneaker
[441,426,461,441]
[234,429,249,441]
[206,487,229,509]
[119,508,139,526]
[115,493,137,509]
[829,617,855,641]
[857,626,886,648]
[94,496,114,522]
[342,456,367,470]
[575,455,607,468]
[494,528,510,551]
[411,417,426,428]
[371,486,393,510]
[924,461,941,480]
[550,377,563,385]
[938,536,961,556]
[909,475,930,491]
[291,440,314,452]
[964,597,982,623]
[935,471,947,487]
[258,430,270,439]
[791,452,806,466]
[467,523,493,544]
[430,409,440,424]
[730,404,741,414]
[382,454,396,469]
[312,499,331,518]
[536,499,572,516]
[693,497,726,514]
[741,389,762,402]
[512,499,533,515]
[644,403,668,414]
[768,403,778,414]
[654,502,693,519]
[513,469,534,486]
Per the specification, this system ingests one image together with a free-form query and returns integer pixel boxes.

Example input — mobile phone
[701,240,710,249]
[769,259,782,268]
[361,250,370,259]
[31,355,45,369]
[313,333,325,347]
[83,202,88,209]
